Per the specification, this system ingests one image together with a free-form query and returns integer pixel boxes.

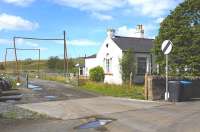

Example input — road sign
[161,40,173,101]
[161,40,173,55]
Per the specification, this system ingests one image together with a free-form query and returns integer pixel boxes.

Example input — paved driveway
[14,98,200,132]
[17,97,166,120]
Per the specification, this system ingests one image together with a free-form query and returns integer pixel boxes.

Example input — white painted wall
[85,27,153,84]
[85,37,123,84]
[85,58,98,77]
[96,37,123,84]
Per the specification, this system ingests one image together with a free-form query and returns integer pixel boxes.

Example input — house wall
[85,58,98,76]
[96,37,123,84]
[85,37,154,85]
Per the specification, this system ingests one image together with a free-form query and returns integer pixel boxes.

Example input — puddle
[75,118,114,129]
[5,100,17,103]
[28,84,43,91]
[32,88,43,91]
[45,96,57,100]
[28,84,39,89]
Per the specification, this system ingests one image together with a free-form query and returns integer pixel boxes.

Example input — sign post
[161,40,173,101]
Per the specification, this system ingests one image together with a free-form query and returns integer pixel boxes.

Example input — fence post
[144,73,148,100]
[129,72,133,90]
[26,73,29,88]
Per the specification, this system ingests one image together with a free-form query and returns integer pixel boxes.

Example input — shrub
[89,66,104,82]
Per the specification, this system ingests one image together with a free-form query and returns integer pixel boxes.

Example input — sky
[0,0,183,62]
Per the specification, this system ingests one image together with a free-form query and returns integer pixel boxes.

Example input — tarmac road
[1,100,200,132]
[15,79,98,104]
[1,79,200,132]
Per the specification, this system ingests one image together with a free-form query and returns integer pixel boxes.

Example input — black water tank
[180,81,192,101]
[168,81,181,102]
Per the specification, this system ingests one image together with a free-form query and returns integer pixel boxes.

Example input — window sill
[104,73,113,76]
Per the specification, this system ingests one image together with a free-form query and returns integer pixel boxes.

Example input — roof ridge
[114,35,154,40]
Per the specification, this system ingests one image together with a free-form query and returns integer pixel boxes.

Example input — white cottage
[84,25,154,84]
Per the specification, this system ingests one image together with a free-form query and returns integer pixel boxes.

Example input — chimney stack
[135,24,144,38]
[107,29,115,38]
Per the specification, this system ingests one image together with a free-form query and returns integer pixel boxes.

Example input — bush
[89,66,104,82]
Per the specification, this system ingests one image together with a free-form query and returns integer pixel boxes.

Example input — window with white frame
[106,58,110,73]
[104,54,112,73]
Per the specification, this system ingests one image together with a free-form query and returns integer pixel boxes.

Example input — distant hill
[0,57,84,74]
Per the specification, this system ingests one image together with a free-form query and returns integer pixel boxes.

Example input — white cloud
[155,17,164,24]
[39,47,48,51]
[92,12,113,21]
[127,0,183,18]
[143,24,157,33]
[116,26,136,37]
[0,38,11,45]
[2,0,35,6]
[14,39,48,51]
[54,0,126,12]
[0,13,39,31]
[54,0,126,20]
[116,24,157,38]
[68,39,99,46]
[15,39,39,47]
[54,0,182,20]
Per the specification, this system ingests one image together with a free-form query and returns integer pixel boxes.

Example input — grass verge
[80,80,144,99]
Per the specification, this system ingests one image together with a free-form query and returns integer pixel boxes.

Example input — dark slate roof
[85,54,96,59]
[112,36,154,53]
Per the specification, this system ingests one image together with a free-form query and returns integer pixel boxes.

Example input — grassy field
[1,60,47,72]
[1,57,84,73]
[80,81,145,99]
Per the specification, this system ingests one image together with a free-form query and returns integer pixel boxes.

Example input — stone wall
[145,75,200,100]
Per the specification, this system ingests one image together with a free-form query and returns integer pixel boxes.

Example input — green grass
[80,81,145,99]
[43,75,67,83]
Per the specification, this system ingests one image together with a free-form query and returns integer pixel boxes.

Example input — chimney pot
[136,24,144,38]
[107,29,115,38]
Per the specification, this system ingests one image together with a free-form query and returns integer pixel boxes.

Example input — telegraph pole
[63,31,67,77]
[13,37,20,82]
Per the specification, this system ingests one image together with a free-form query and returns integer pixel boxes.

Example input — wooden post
[64,31,67,77]
[4,48,7,71]
[144,73,149,100]
[37,49,40,78]
[129,72,133,90]
[13,37,20,83]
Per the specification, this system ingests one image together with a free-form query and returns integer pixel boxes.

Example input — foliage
[43,75,66,83]
[47,56,79,72]
[47,56,62,70]
[0,64,5,70]
[24,58,33,65]
[80,80,144,99]
[1,56,84,73]
[153,0,200,76]
[120,48,136,83]
[89,66,104,82]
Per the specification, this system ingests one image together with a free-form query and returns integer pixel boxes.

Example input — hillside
[0,57,84,73]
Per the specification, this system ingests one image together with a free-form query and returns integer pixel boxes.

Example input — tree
[120,48,136,83]
[153,0,200,76]
[89,66,104,82]
[47,56,61,70]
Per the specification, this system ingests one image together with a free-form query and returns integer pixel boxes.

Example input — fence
[144,74,200,100]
